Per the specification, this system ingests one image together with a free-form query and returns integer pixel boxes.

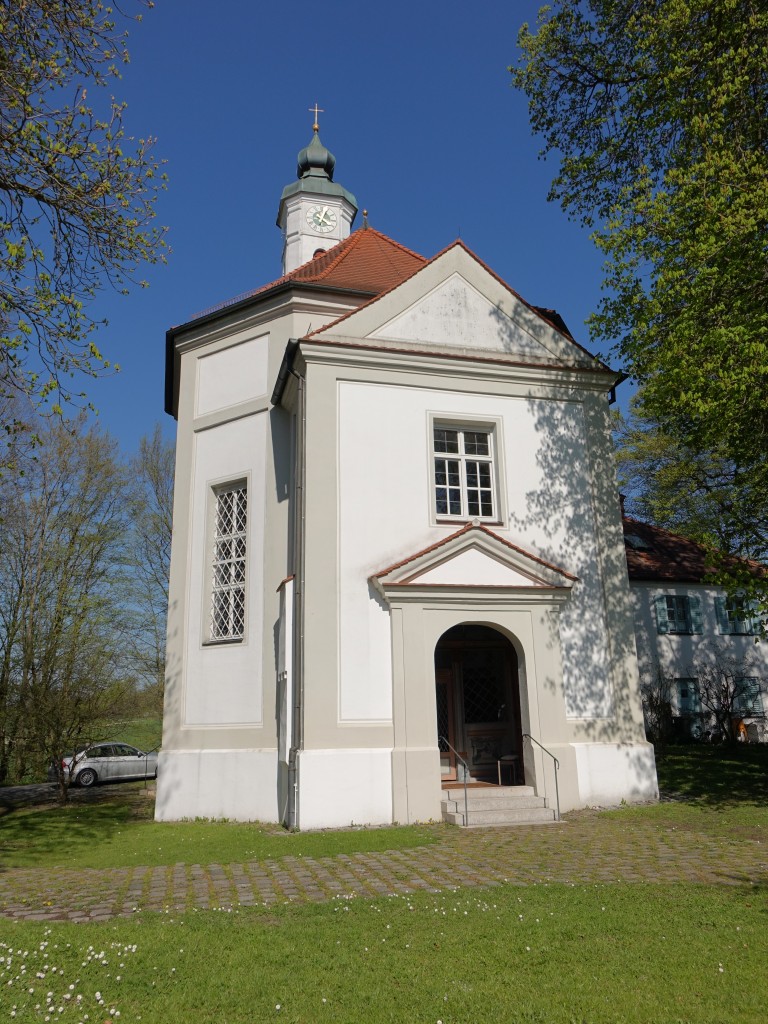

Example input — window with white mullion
[434,425,495,520]
[665,595,691,633]
[210,484,247,640]
[434,455,462,516]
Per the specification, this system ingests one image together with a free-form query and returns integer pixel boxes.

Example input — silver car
[60,742,159,787]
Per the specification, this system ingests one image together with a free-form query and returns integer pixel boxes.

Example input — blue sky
[84,0,613,452]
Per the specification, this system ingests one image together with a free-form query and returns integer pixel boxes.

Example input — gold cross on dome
[309,103,324,131]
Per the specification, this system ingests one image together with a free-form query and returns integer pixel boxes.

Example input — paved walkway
[2,809,767,922]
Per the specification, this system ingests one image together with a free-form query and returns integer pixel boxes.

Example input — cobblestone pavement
[1,809,767,922]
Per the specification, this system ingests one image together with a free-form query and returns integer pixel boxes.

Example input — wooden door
[435,625,522,784]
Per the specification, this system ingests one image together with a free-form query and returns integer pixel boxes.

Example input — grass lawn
[83,716,162,756]
[1,883,765,1023]
[111,717,162,755]
[654,742,768,806]
[1,745,767,1022]
[0,790,439,870]
[599,743,768,843]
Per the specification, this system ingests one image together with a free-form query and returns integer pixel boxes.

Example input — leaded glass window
[434,425,495,519]
[210,484,247,640]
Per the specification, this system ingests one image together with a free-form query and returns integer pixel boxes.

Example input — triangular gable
[309,241,606,371]
[371,523,578,596]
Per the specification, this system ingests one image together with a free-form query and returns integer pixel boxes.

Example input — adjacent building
[625,517,767,743]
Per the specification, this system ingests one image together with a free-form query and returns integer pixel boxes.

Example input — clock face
[307,204,337,233]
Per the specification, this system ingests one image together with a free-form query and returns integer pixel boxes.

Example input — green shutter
[748,601,763,637]
[735,677,761,715]
[690,596,704,634]
[655,596,670,634]
[715,596,731,634]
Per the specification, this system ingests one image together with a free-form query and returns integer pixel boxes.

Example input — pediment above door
[370,523,577,602]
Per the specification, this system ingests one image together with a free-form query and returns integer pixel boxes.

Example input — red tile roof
[186,227,426,323]
[622,516,766,583]
[290,226,426,292]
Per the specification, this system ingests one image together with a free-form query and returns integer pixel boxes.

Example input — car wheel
[77,768,98,788]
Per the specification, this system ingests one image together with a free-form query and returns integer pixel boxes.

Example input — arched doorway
[434,624,523,785]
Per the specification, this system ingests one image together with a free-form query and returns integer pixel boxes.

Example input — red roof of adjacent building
[622,516,766,583]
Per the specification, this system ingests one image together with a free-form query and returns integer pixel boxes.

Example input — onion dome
[297,128,336,181]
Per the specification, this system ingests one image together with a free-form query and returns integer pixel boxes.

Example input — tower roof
[296,129,336,180]
[277,127,358,224]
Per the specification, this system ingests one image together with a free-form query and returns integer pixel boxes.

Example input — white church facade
[156,127,658,827]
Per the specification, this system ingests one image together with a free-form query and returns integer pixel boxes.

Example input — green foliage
[0,416,172,792]
[615,397,768,620]
[123,425,174,699]
[513,2,768,547]
[0,0,167,436]
[615,399,768,559]
[0,414,137,791]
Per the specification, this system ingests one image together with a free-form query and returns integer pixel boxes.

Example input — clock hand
[318,206,330,225]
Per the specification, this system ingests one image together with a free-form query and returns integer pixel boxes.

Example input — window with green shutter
[676,678,701,715]
[655,595,702,635]
[715,595,761,635]
[733,677,763,715]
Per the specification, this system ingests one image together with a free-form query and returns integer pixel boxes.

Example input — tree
[0,414,135,799]
[615,398,768,561]
[124,425,174,709]
[512,3,768,531]
[639,663,674,749]
[0,0,166,439]
[688,649,766,744]
[615,396,768,626]
[641,649,766,747]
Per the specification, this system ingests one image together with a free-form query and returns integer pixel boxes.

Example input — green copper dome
[277,128,358,228]
[297,129,336,180]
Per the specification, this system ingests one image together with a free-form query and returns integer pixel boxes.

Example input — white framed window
[432,423,497,521]
[675,678,701,715]
[655,595,703,635]
[209,481,247,641]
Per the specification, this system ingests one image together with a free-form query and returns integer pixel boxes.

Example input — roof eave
[163,279,380,419]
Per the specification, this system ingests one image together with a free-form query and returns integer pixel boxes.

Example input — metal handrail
[522,733,560,822]
[439,736,470,827]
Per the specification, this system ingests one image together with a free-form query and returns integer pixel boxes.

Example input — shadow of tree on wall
[487,300,656,801]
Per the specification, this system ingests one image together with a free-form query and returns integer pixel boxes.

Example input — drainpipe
[286,359,306,830]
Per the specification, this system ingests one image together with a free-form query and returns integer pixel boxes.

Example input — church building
[156,123,658,827]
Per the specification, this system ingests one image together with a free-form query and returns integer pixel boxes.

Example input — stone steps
[441,785,557,827]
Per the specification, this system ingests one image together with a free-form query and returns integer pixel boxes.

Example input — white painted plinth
[297,748,393,829]
[573,742,658,808]
[154,749,279,822]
